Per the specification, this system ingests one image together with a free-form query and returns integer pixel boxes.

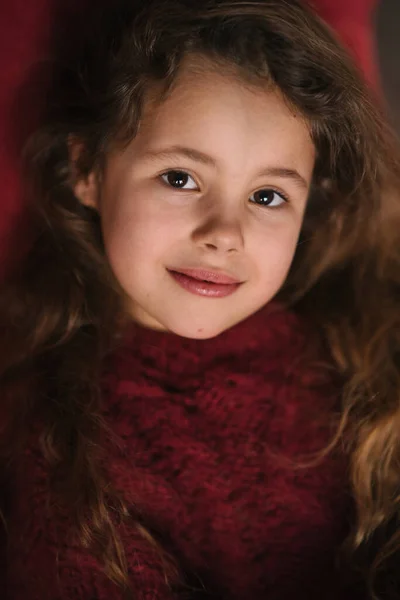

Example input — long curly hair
[1,0,400,595]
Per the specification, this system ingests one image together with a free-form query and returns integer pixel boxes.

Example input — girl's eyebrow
[142,145,215,166]
[142,144,309,191]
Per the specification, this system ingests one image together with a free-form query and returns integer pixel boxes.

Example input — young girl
[1,0,400,598]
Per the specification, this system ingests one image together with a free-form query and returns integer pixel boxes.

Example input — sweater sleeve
[5,448,183,600]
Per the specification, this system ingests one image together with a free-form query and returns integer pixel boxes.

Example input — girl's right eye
[160,170,198,190]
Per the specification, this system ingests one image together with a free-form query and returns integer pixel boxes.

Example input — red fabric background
[0,0,379,275]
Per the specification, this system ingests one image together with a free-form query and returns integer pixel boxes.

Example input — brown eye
[161,170,198,190]
[250,188,287,207]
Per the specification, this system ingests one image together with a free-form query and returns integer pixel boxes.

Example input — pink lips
[168,268,242,298]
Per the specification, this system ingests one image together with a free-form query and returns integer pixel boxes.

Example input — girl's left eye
[249,188,288,208]
[161,170,198,190]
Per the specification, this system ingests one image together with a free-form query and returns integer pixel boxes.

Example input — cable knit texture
[5,304,362,599]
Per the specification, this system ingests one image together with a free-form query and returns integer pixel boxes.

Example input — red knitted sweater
[5,304,363,599]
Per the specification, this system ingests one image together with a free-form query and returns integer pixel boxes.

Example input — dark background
[376,0,400,133]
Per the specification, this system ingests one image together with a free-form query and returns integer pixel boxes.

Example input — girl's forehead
[137,65,313,158]
[142,62,307,134]
[114,64,315,187]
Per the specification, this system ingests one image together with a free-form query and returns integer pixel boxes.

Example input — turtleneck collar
[108,302,307,391]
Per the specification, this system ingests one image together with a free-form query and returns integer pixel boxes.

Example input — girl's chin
[127,300,250,340]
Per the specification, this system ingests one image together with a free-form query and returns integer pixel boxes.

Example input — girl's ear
[68,137,99,210]
[73,171,99,210]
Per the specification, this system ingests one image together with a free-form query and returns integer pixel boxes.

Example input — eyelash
[160,169,289,208]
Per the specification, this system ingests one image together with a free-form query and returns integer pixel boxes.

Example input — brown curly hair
[1,0,400,596]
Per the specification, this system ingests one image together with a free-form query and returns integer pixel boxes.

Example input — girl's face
[75,61,315,339]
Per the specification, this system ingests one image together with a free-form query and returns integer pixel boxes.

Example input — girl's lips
[168,268,242,298]
[172,268,241,285]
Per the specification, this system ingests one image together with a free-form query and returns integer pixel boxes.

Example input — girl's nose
[191,209,245,255]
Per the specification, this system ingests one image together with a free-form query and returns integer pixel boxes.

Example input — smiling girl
[1,1,400,599]
[77,57,314,339]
